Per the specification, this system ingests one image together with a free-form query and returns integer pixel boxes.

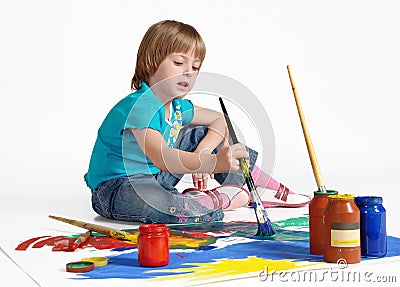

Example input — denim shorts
[91,174,224,224]
[90,126,258,224]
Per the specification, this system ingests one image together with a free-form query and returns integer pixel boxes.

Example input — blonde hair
[131,20,206,90]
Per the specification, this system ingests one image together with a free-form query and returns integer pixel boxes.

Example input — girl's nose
[182,65,193,77]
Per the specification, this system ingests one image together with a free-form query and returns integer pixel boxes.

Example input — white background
[1,1,399,286]
[1,0,399,224]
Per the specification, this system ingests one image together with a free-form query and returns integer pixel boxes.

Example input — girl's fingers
[231,144,249,159]
[202,174,208,190]
[192,173,198,187]
[192,173,212,190]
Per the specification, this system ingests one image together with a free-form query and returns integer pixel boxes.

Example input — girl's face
[149,50,201,102]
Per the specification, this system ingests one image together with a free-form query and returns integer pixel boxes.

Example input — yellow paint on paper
[169,235,214,248]
[106,231,213,248]
[150,256,321,281]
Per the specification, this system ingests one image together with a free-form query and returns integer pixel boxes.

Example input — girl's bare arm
[190,105,226,153]
[129,127,248,174]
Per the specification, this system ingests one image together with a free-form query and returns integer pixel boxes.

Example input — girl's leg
[250,165,311,207]
[91,174,224,224]
[251,165,295,194]
[153,125,303,208]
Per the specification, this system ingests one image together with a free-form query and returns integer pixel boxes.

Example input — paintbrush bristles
[250,179,276,236]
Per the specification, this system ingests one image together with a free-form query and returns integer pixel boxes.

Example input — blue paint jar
[354,196,387,257]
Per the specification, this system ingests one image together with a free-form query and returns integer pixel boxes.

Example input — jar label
[331,222,360,247]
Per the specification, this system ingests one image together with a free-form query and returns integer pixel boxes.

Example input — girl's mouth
[177,81,189,88]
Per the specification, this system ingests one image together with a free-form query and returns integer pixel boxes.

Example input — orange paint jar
[309,190,338,255]
[323,194,361,264]
[138,224,169,267]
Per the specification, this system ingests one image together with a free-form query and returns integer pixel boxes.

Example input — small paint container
[138,224,169,267]
[323,194,361,264]
[354,196,387,257]
[308,190,338,255]
[66,261,95,273]
[81,257,109,267]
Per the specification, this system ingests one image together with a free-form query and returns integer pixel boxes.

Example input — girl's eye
[174,61,183,65]
[192,66,200,71]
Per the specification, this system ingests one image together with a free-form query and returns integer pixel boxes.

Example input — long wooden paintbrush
[219,97,275,236]
[286,65,327,193]
[49,215,137,243]
[50,215,207,241]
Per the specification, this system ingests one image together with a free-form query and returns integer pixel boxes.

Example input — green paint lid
[313,190,338,196]
[66,261,95,273]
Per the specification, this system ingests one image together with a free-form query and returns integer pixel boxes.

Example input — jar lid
[66,261,95,273]
[354,196,383,206]
[81,257,108,267]
[328,194,354,200]
[139,223,168,233]
[314,190,338,196]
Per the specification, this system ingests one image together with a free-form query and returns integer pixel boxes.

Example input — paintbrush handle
[286,65,325,190]
[219,98,239,144]
[49,215,137,242]
[70,230,91,251]
[219,97,257,193]
[239,158,256,189]
[49,215,111,234]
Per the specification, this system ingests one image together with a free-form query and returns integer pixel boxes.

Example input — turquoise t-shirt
[84,82,194,190]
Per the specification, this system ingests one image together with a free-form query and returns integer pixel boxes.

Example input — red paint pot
[309,190,338,255]
[138,224,169,267]
[323,194,361,264]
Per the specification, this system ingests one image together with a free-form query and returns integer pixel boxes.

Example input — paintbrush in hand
[219,97,275,236]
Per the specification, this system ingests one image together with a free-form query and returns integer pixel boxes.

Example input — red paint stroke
[169,230,213,239]
[211,231,232,235]
[15,222,263,252]
[15,236,51,251]
[175,253,185,259]
[88,236,136,250]
[32,236,69,249]
[17,235,137,252]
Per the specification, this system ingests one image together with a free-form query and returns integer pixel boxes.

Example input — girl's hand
[214,133,249,174]
[192,172,214,190]
[192,147,214,190]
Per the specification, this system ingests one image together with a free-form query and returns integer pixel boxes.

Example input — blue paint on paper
[75,235,400,280]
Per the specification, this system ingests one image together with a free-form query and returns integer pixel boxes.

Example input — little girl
[84,20,308,224]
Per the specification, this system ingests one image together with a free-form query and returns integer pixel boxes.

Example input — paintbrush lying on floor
[49,215,203,241]
[219,97,275,236]
[49,215,137,243]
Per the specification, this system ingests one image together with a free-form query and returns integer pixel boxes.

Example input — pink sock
[251,165,294,193]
